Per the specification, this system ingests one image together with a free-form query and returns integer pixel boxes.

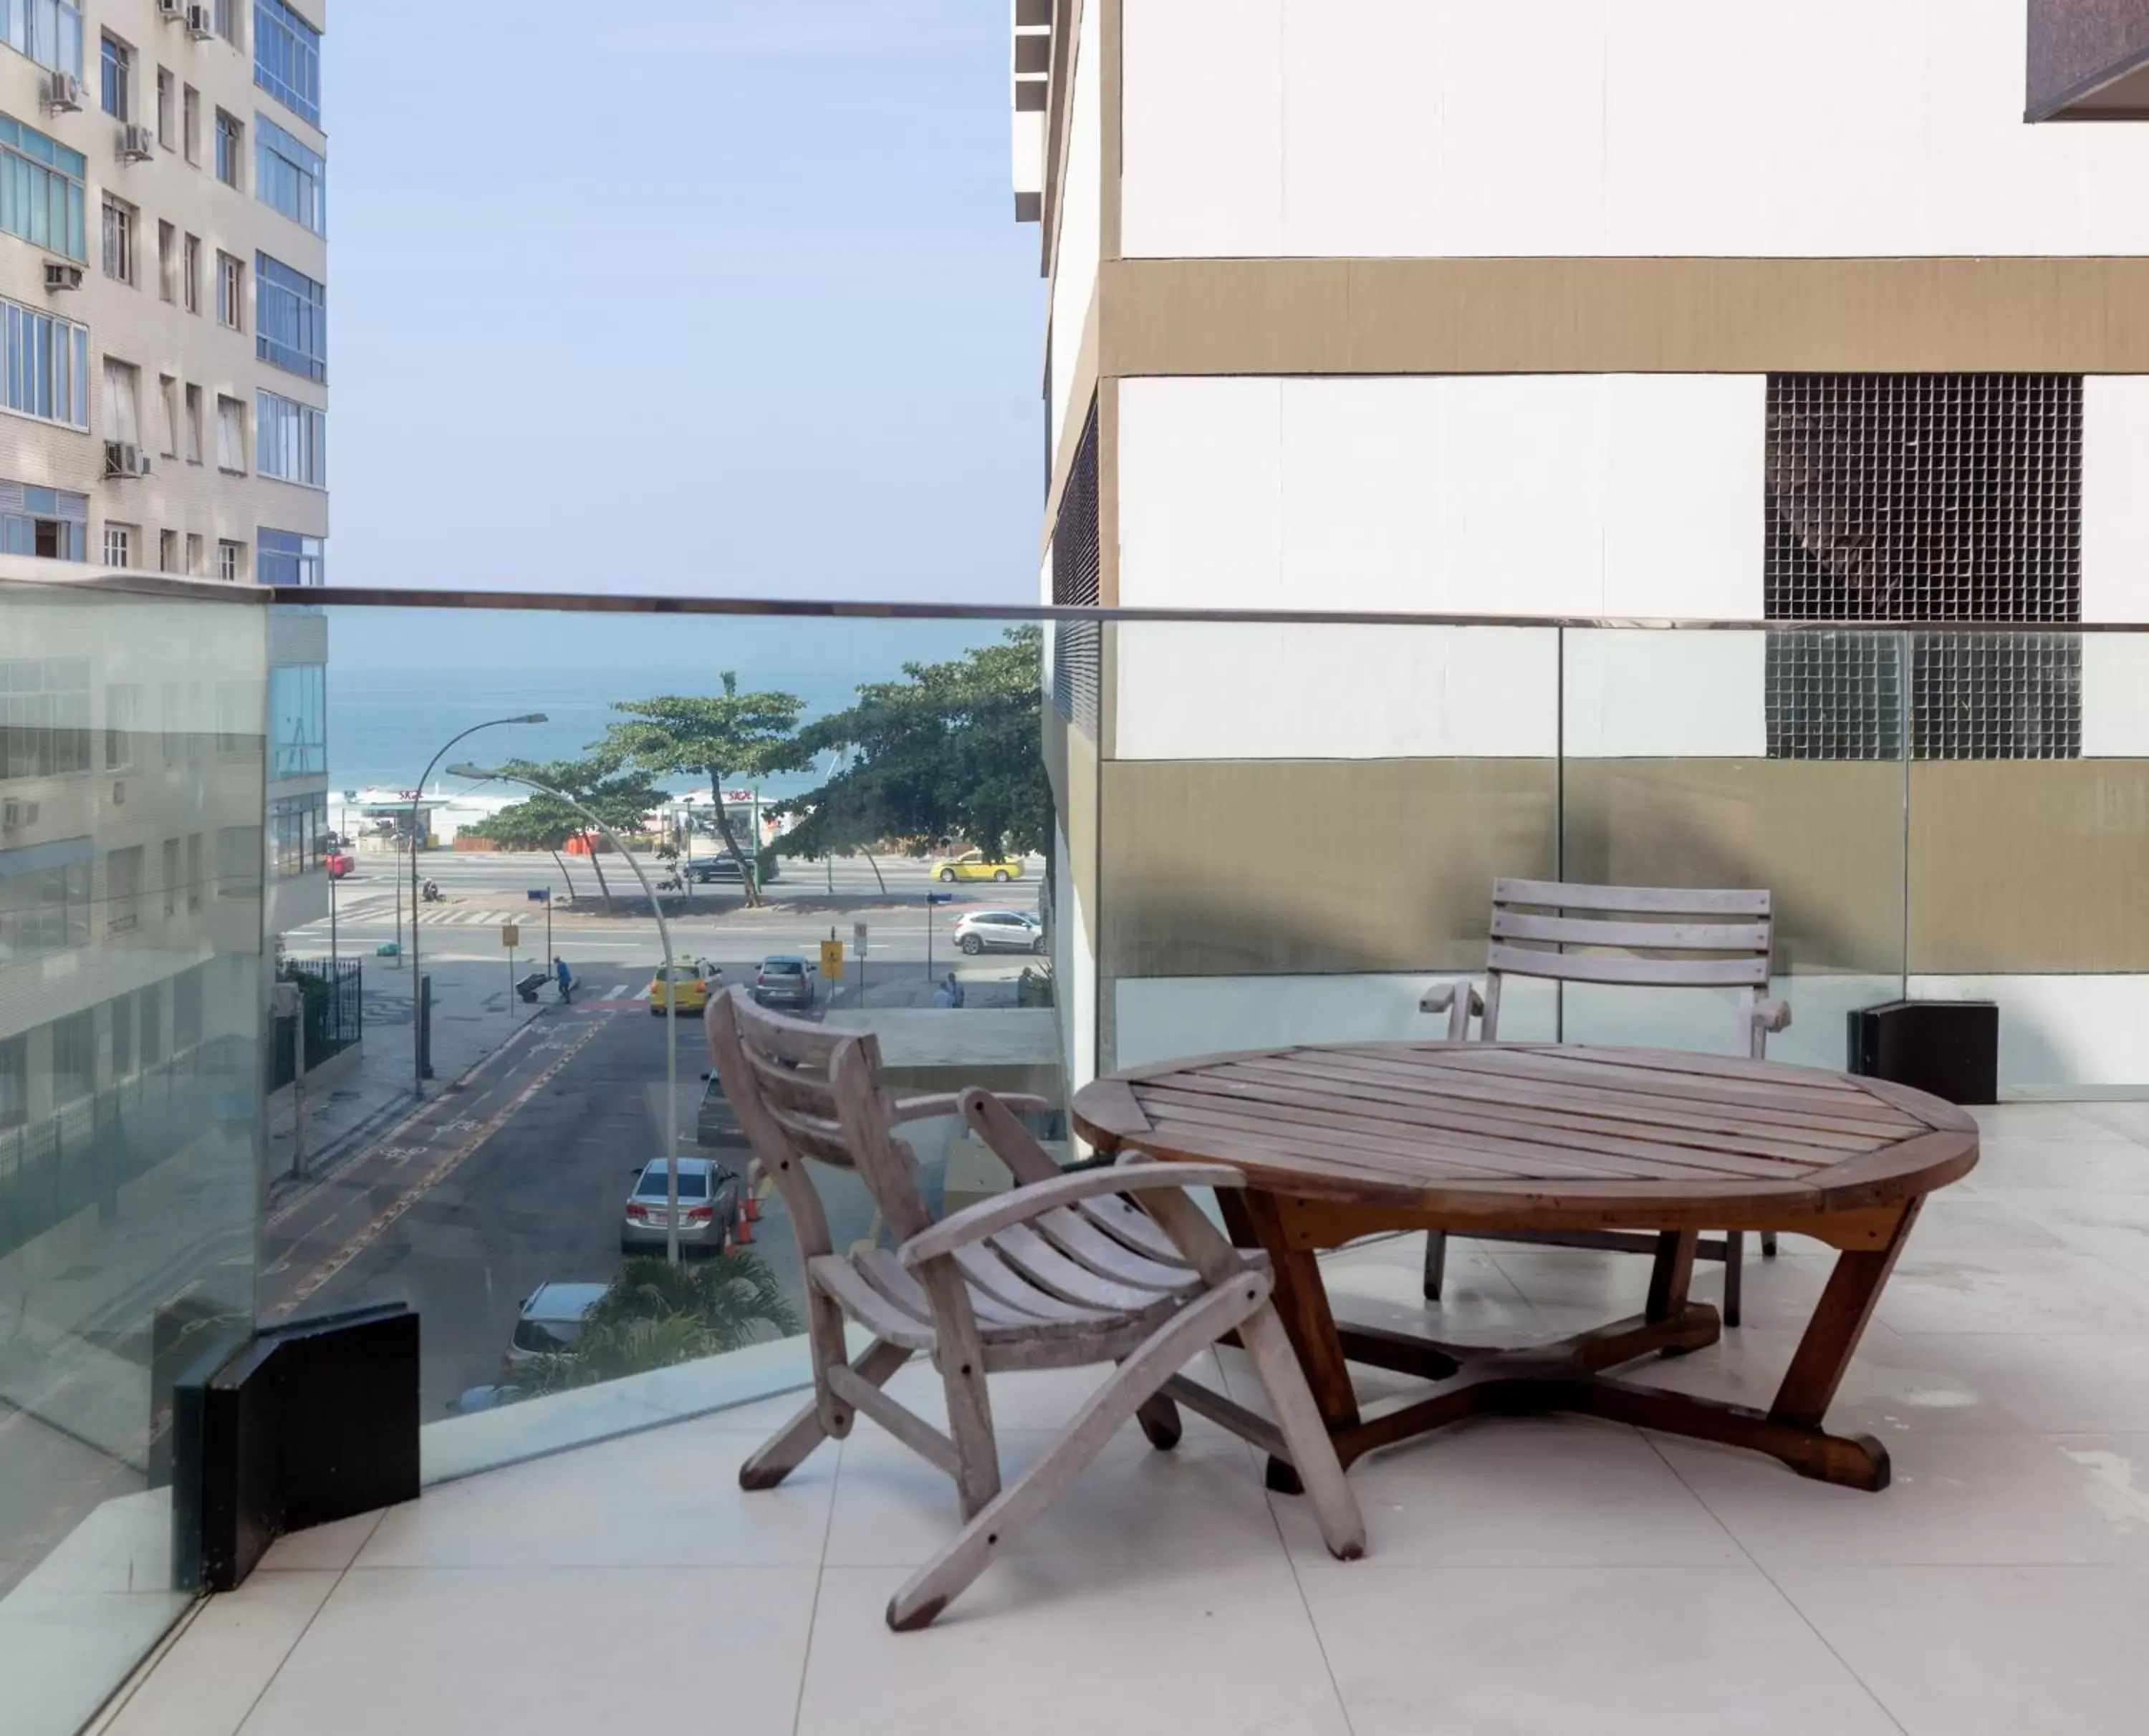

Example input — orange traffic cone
[732,1200,755,1247]
[741,1192,761,1224]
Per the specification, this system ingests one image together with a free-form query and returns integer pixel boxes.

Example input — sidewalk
[265,958,551,1192]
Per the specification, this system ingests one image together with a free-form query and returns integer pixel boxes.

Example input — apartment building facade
[1018,0,2149,1094]
[1,0,326,587]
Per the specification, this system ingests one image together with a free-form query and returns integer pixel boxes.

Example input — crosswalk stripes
[605,983,629,1001]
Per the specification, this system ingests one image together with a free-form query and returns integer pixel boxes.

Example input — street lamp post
[453,761,686,1264]
[409,716,546,1101]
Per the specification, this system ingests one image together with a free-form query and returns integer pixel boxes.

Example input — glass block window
[1764,374,2083,762]
[1049,402,1099,737]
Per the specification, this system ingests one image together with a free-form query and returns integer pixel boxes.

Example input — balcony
[7,577,2149,1735]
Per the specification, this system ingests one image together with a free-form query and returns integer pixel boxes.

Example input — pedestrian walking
[555,955,574,1003]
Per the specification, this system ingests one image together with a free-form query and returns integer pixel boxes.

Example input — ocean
[322,607,1021,798]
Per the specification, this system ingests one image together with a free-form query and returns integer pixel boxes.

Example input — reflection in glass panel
[0,582,264,1736]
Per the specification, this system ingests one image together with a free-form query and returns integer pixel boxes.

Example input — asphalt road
[258,988,926,1419]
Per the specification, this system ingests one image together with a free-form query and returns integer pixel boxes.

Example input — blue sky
[325,1,1044,604]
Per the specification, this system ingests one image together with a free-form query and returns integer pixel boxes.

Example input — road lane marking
[267,1013,615,1319]
[606,983,628,1000]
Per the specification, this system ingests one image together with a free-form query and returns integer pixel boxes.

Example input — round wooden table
[1072,1041,1978,1492]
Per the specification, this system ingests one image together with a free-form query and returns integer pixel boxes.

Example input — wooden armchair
[708,987,1365,1630]
[1420,879,1788,1326]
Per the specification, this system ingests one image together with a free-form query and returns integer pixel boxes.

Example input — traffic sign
[853,920,868,958]
[819,939,844,979]
[527,887,549,902]
[501,924,521,948]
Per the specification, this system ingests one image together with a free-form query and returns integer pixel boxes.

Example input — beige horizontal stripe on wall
[1094,256,2149,376]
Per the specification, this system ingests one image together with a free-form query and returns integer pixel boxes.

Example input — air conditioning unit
[1,799,39,829]
[44,71,81,112]
[105,442,150,479]
[158,0,188,18]
[120,123,155,163]
[186,4,214,39]
[44,260,83,292]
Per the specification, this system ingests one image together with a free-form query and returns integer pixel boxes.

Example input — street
[263,851,1027,1415]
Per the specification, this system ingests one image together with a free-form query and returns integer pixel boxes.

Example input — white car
[953,910,1044,955]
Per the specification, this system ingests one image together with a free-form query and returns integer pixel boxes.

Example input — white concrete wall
[1046,0,1100,458]
[1111,622,1558,760]
[2083,378,2149,626]
[1121,0,2149,260]
[1908,975,2149,1092]
[1116,375,1766,619]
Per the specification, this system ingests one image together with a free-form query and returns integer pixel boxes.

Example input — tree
[488,752,670,915]
[606,677,809,907]
[473,793,585,905]
[781,627,1050,867]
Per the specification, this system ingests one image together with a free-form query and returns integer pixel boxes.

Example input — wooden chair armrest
[892,1091,1052,1125]
[1420,981,1484,1041]
[1756,998,1793,1034]
[957,1087,1064,1187]
[897,1162,1244,1270]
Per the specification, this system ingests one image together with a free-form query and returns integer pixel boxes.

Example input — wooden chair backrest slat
[1476,882,1779,1055]
[710,987,936,1246]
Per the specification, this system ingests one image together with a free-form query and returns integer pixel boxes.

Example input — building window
[110,991,135,1077]
[258,526,322,587]
[102,521,133,568]
[253,0,319,125]
[2,294,91,428]
[1764,373,2085,763]
[161,837,180,916]
[156,65,174,147]
[158,526,176,572]
[0,479,88,561]
[216,393,246,472]
[106,845,143,934]
[216,824,261,898]
[105,682,138,769]
[183,382,202,463]
[52,1009,93,1105]
[217,537,241,581]
[255,389,323,486]
[100,193,134,284]
[270,792,327,877]
[269,662,324,775]
[215,0,241,47]
[102,355,140,448]
[184,531,202,575]
[1049,405,1102,736]
[0,841,91,960]
[175,963,201,1047]
[156,218,174,299]
[100,32,128,120]
[0,657,92,780]
[157,373,177,455]
[255,254,324,380]
[4,1,85,79]
[182,83,198,165]
[216,249,243,329]
[0,112,89,261]
[183,232,201,313]
[213,108,242,188]
[255,114,324,234]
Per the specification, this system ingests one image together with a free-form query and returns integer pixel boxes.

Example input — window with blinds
[1049,404,1100,737]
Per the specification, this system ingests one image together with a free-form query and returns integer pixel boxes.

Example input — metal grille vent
[1763,373,2082,762]
[1050,405,1100,736]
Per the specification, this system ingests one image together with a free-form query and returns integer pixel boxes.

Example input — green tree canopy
[478,751,670,913]
[606,675,809,906]
[781,627,1049,864]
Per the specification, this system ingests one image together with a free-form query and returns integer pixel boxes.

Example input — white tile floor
[96,1105,2149,1736]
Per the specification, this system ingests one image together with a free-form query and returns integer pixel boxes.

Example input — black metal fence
[269,959,363,1091]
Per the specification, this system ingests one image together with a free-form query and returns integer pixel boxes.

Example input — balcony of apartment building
[2,572,2148,1736]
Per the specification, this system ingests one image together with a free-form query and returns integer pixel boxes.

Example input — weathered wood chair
[1419,879,1789,1327]
[708,986,1365,1630]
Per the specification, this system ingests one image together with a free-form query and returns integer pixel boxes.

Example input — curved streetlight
[407,716,547,1099]
[453,760,686,1264]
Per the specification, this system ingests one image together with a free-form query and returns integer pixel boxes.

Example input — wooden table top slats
[1206,1053,1893,1155]
[1074,1041,1976,1221]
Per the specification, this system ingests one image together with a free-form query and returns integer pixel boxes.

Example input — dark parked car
[751,955,814,1010]
[687,855,747,884]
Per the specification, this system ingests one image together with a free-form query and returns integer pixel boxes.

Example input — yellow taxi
[936,850,1024,884]
[648,959,723,1016]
